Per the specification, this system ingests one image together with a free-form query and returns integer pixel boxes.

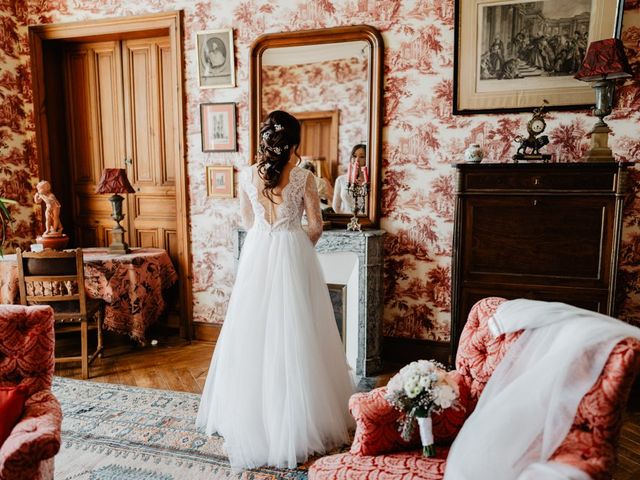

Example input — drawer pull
[533,177,540,186]
[533,199,538,206]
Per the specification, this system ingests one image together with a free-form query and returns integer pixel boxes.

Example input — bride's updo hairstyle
[257,110,301,201]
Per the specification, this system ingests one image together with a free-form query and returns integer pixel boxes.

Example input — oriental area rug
[52,377,310,480]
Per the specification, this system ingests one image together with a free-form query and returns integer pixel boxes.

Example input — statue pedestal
[36,234,70,250]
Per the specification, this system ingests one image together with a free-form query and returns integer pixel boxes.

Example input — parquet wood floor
[56,337,640,478]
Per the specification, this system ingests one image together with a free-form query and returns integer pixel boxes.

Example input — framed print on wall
[196,28,236,89]
[453,0,625,114]
[206,165,235,198]
[201,102,237,152]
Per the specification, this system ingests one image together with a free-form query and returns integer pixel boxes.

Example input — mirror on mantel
[249,25,384,228]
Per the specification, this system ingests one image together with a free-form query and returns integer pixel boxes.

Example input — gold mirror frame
[249,25,384,228]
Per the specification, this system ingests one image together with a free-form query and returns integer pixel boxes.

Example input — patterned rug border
[53,376,202,399]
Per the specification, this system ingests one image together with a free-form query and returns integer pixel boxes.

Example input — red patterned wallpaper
[0,1,639,341]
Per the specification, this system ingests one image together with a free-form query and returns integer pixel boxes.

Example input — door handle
[123,158,133,166]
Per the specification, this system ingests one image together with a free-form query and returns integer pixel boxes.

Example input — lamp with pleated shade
[574,38,633,162]
[95,168,135,254]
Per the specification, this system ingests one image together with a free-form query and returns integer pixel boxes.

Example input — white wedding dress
[196,165,355,470]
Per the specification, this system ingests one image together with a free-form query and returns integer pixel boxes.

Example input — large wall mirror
[249,25,384,228]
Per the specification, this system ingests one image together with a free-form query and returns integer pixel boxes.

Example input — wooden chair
[15,248,104,379]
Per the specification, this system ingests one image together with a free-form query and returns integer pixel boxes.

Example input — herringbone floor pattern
[55,335,640,479]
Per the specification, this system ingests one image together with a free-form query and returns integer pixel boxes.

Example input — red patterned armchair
[0,305,62,480]
[309,297,640,480]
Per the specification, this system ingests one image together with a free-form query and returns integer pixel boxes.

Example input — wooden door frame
[29,11,193,339]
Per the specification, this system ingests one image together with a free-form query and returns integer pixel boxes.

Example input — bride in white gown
[196,110,355,470]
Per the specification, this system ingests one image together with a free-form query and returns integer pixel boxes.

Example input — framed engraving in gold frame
[453,0,625,114]
[206,165,235,198]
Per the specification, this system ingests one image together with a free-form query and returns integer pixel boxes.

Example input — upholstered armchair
[309,297,640,480]
[0,305,62,480]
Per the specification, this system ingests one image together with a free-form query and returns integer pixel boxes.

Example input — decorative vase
[464,144,484,163]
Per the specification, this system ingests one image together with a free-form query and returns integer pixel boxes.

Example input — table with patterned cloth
[0,247,178,343]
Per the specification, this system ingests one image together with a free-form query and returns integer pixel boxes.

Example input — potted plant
[0,197,16,256]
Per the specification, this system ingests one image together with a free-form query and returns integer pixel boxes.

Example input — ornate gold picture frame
[453,0,624,113]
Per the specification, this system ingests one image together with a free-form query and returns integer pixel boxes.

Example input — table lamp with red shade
[95,168,135,254]
[574,38,633,162]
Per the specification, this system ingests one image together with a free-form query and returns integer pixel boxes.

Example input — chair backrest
[456,297,640,475]
[0,305,55,395]
[15,248,88,322]
[455,297,522,405]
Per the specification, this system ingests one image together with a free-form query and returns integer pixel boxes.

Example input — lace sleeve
[239,167,254,229]
[303,171,323,245]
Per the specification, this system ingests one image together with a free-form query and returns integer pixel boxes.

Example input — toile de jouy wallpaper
[263,56,368,175]
[1,0,639,343]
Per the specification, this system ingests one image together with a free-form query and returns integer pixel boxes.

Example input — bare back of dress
[240,165,323,242]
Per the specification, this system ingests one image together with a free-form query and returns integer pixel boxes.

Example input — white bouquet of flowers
[384,360,458,457]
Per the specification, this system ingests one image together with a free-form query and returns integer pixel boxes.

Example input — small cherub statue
[34,180,63,236]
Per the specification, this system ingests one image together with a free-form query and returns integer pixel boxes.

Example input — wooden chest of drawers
[450,162,632,358]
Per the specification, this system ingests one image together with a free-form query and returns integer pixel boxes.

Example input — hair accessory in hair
[274,123,284,131]
[266,144,289,155]
[262,131,272,141]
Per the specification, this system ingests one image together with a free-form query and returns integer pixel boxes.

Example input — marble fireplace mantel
[234,228,385,378]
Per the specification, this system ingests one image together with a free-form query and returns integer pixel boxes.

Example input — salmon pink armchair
[309,297,640,480]
[0,305,62,480]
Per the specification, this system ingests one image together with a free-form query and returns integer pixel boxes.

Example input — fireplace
[327,283,347,345]
[234,229,385,379]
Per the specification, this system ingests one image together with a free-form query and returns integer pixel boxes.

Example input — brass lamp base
[585,124,615,163]
[108,229,130,255]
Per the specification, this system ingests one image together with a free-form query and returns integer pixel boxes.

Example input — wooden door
[122,37,178,261]
[121,37,181,328]
[63,41,126,247]
[295,110,339,181]
[31,12,191,339]
[63,36,180,327]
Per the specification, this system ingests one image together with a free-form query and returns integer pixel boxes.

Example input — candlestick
[351,162,359,183]
[361,166,369,184]
[346,181,369,232]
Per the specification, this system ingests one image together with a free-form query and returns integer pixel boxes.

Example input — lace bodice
[239,165,323,243]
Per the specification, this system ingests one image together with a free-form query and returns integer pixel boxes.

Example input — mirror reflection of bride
[333,144,366,214]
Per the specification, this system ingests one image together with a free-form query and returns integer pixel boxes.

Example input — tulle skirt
[196,228,355,470]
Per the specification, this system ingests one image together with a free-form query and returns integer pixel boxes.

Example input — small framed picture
[196,29,236,89]
[206,165,235,198]
[200,102,237,152]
